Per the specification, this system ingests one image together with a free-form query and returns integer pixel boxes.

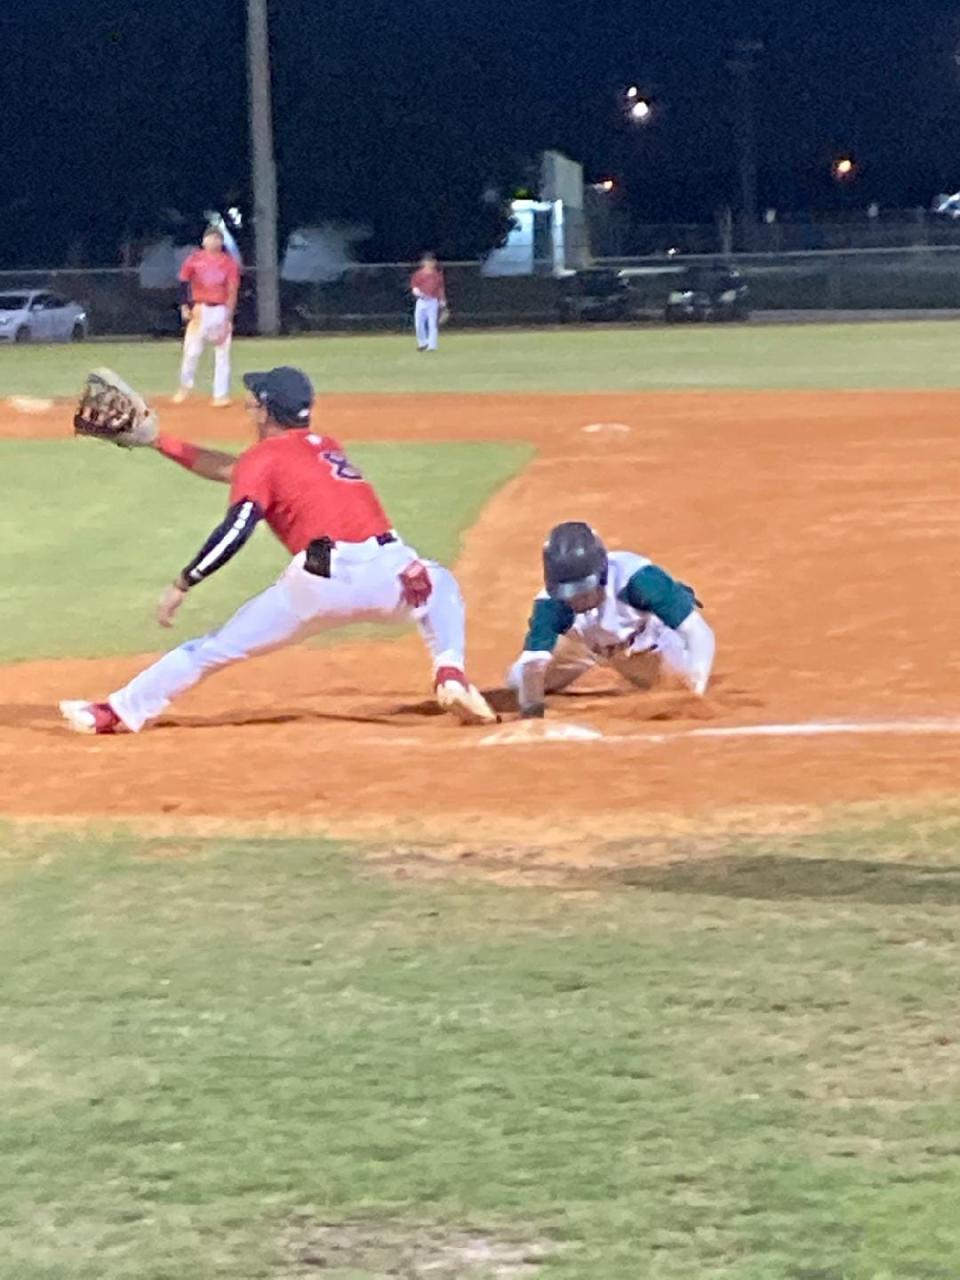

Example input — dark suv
[664,265,750,323]
[558,269,634,323]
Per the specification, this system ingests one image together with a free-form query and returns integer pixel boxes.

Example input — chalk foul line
[477,717,960,748]
[355,717,960,750]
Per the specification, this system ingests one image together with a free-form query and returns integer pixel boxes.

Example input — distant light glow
[630,99,652,122]
[593,178,615,193]
[833,156,855,178]
[626,85,640,99]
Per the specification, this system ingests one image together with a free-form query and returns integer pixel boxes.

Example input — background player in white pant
[60,365,496,735]
[409,253,448,351]
[173,228,240,408]
[508,521,716,719]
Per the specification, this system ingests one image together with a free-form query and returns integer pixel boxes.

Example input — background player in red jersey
[410,253,448,352]
[60,365,496,734]
[174,227,241,408]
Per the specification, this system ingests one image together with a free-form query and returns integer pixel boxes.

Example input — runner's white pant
[414,297,440,350]
[506,621,697,698]
[110,538,466,732]
[180,303,232,399]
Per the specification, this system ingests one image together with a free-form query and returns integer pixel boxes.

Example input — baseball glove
[73,368,159,449]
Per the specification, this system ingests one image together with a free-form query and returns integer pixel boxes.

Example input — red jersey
[229,430,392,554]
[410,266,446,302]
[180,248,241,306]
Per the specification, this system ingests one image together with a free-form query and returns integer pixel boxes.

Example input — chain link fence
[5,244,960,339]
[601,246,960,312]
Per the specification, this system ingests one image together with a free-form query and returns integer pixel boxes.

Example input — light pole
[247,0,281,336]
[727,41,763,251]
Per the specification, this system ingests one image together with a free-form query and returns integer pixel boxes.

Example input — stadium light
[833,156,856,180]
[629,99,653,124]
[592,178,616,193]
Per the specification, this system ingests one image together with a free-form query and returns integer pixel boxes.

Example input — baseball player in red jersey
[410,253,448,351]
[59,365,496,734]
[173,228,241,408]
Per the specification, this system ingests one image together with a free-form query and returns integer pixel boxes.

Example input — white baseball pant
[109,538,467,732]
[414,297,440,350]
[179,303,232,399]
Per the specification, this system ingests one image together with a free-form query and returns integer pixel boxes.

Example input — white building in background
[483,151,590,278]
[281,224,371,283]
[138,238,186,290]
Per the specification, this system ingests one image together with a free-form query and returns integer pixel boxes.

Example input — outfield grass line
[7,324,960,395]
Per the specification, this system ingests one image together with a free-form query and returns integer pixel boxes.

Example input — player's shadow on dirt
[0,703,57,728]
[393,686,619,719]
[157,708,400,730]
[610,854,960,907]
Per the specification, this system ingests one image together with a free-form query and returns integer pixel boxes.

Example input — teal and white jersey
[522,551,699,657]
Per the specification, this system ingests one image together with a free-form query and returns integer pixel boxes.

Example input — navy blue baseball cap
[243,366,314,427]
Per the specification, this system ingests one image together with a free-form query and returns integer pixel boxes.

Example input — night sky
[4,0,960,267]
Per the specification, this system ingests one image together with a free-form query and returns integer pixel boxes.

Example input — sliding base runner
[507,521,716,718]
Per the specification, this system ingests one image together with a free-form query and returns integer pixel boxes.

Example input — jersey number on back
[321,450,364,482]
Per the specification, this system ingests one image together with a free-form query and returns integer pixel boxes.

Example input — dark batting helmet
[542,521,608,601]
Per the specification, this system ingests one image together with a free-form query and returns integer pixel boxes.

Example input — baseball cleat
[58,700,122,736]
[434,667,498,726]
[172,387,189,404]
[211,396,232,409]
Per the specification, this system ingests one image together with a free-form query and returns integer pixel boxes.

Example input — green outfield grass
[0,439,529,662]
[1,320,959,397]
[2,818,960,1279]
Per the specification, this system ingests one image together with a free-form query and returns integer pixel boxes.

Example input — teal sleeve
[523,596,575,653]
[621,565,696,629]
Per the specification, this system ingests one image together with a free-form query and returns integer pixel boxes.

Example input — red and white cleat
[58,700,123,736]
[434,667,498,726]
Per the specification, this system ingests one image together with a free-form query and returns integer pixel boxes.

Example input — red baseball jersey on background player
[180,249,241,306]
[230,431,392,553]
[410,266,446,301]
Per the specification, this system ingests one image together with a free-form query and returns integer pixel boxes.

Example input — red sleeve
[226,255,241,286]
[178,251,196,283]
[230,446,273,510]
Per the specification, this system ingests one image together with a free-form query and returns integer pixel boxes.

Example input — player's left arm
[153,434,237,483]
[623,565,715,695]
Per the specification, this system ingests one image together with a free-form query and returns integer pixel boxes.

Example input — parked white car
[0,291,89,343]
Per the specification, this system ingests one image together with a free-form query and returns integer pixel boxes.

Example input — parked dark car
[664,265,750,323]
[558,269,634,323]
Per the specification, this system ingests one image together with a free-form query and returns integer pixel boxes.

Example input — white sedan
[0,290,89,343]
